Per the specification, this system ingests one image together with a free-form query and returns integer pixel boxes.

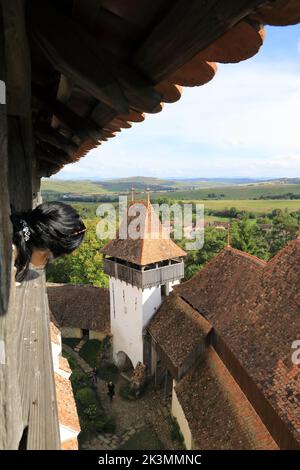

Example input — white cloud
[56,58,300,179]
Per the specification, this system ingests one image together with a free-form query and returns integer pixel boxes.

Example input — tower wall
[109,277,162,368]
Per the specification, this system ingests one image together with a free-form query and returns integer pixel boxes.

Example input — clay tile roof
[47,284,110,332]
[176,246,265,320]
[175,348,278,450]
[59,356,72,375]
[176,240,300,446]
[148,292,211,369]
[50,321,60,345]
[100,201,186,265]
[54,372,80,433]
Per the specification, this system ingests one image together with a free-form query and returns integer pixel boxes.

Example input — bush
[71,370,91,390]
[79,340,102,368]
[76,387,97,407]
[63,338,80,348]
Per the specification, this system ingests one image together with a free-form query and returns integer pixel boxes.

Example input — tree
[46,219,109,287]
[268,211,298,255]
[184,227,227,279]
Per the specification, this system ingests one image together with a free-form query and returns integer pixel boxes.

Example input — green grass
[41,178,106,194]
[79,340,102,368]
[118,428,164,450]
[154,184,300,201]
[63,338,81,348]
[179,199,300,214]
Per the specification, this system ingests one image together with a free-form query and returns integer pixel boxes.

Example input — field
[41,178,300,217]
[183,199,300,214]
[41,179,105,194]
[153,184,300,200]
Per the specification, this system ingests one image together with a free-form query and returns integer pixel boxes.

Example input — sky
[55,24,300,180]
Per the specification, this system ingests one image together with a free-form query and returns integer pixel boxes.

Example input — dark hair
[11,201,86,282]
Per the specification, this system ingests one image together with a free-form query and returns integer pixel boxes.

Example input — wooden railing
[0,261,60,449]
[103,258,184,288]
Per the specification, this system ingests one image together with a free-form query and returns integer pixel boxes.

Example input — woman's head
[11,201,86,281]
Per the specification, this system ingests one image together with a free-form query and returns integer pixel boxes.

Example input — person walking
[107,381,115,402]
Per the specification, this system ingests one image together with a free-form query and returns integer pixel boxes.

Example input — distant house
[48,284,111,341]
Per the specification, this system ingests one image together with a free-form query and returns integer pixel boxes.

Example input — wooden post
[0,0,12,315]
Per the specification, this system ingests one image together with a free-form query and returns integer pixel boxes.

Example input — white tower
[101,196,186,370]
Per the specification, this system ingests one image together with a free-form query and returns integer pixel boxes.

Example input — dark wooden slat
[7,116,34,212]
[134,0,267,82]
[37,160,63,178]
[33,84,102,142]
[2,0,31,116]
[0,1,12,316]
[27,0,161,114]
[27,0,127,113]
[35,123,79,157]
[36,141,70,166]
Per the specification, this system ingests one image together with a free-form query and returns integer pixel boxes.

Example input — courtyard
[62,338,185,451]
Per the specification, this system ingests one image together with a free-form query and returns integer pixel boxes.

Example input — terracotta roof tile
[175,347,278,450]
[54,372,80,433]
[48,284,110,332]
[176,240,300,446]
[59,356,72,374]
[100,201,186,265]
[149,292,211,369]
[50,321,60,345]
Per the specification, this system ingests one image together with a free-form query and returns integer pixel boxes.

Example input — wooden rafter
[134,0,267,82]
[27,0,161,114]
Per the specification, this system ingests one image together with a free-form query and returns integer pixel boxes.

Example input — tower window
[123,289,125,302]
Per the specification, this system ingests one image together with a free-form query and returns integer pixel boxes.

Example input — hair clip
[71,227,86,236]
[20,219,30,242]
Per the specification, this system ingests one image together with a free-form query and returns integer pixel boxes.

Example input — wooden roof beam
[35,123,79,157]
[134,0,267,83]
[36,142,70,166]
[32,84,102,142]
[37,159,63,178]
[27,0,161,114]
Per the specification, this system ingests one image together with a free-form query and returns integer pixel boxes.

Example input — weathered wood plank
[0,253,24,449]
[0,1,12,315]
[134,0,267,82]
[10,267,60,449]
[7,116,33,212]
[2,0,31,116]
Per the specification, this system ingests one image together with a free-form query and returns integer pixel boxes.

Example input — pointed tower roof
[100,200,186,266]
